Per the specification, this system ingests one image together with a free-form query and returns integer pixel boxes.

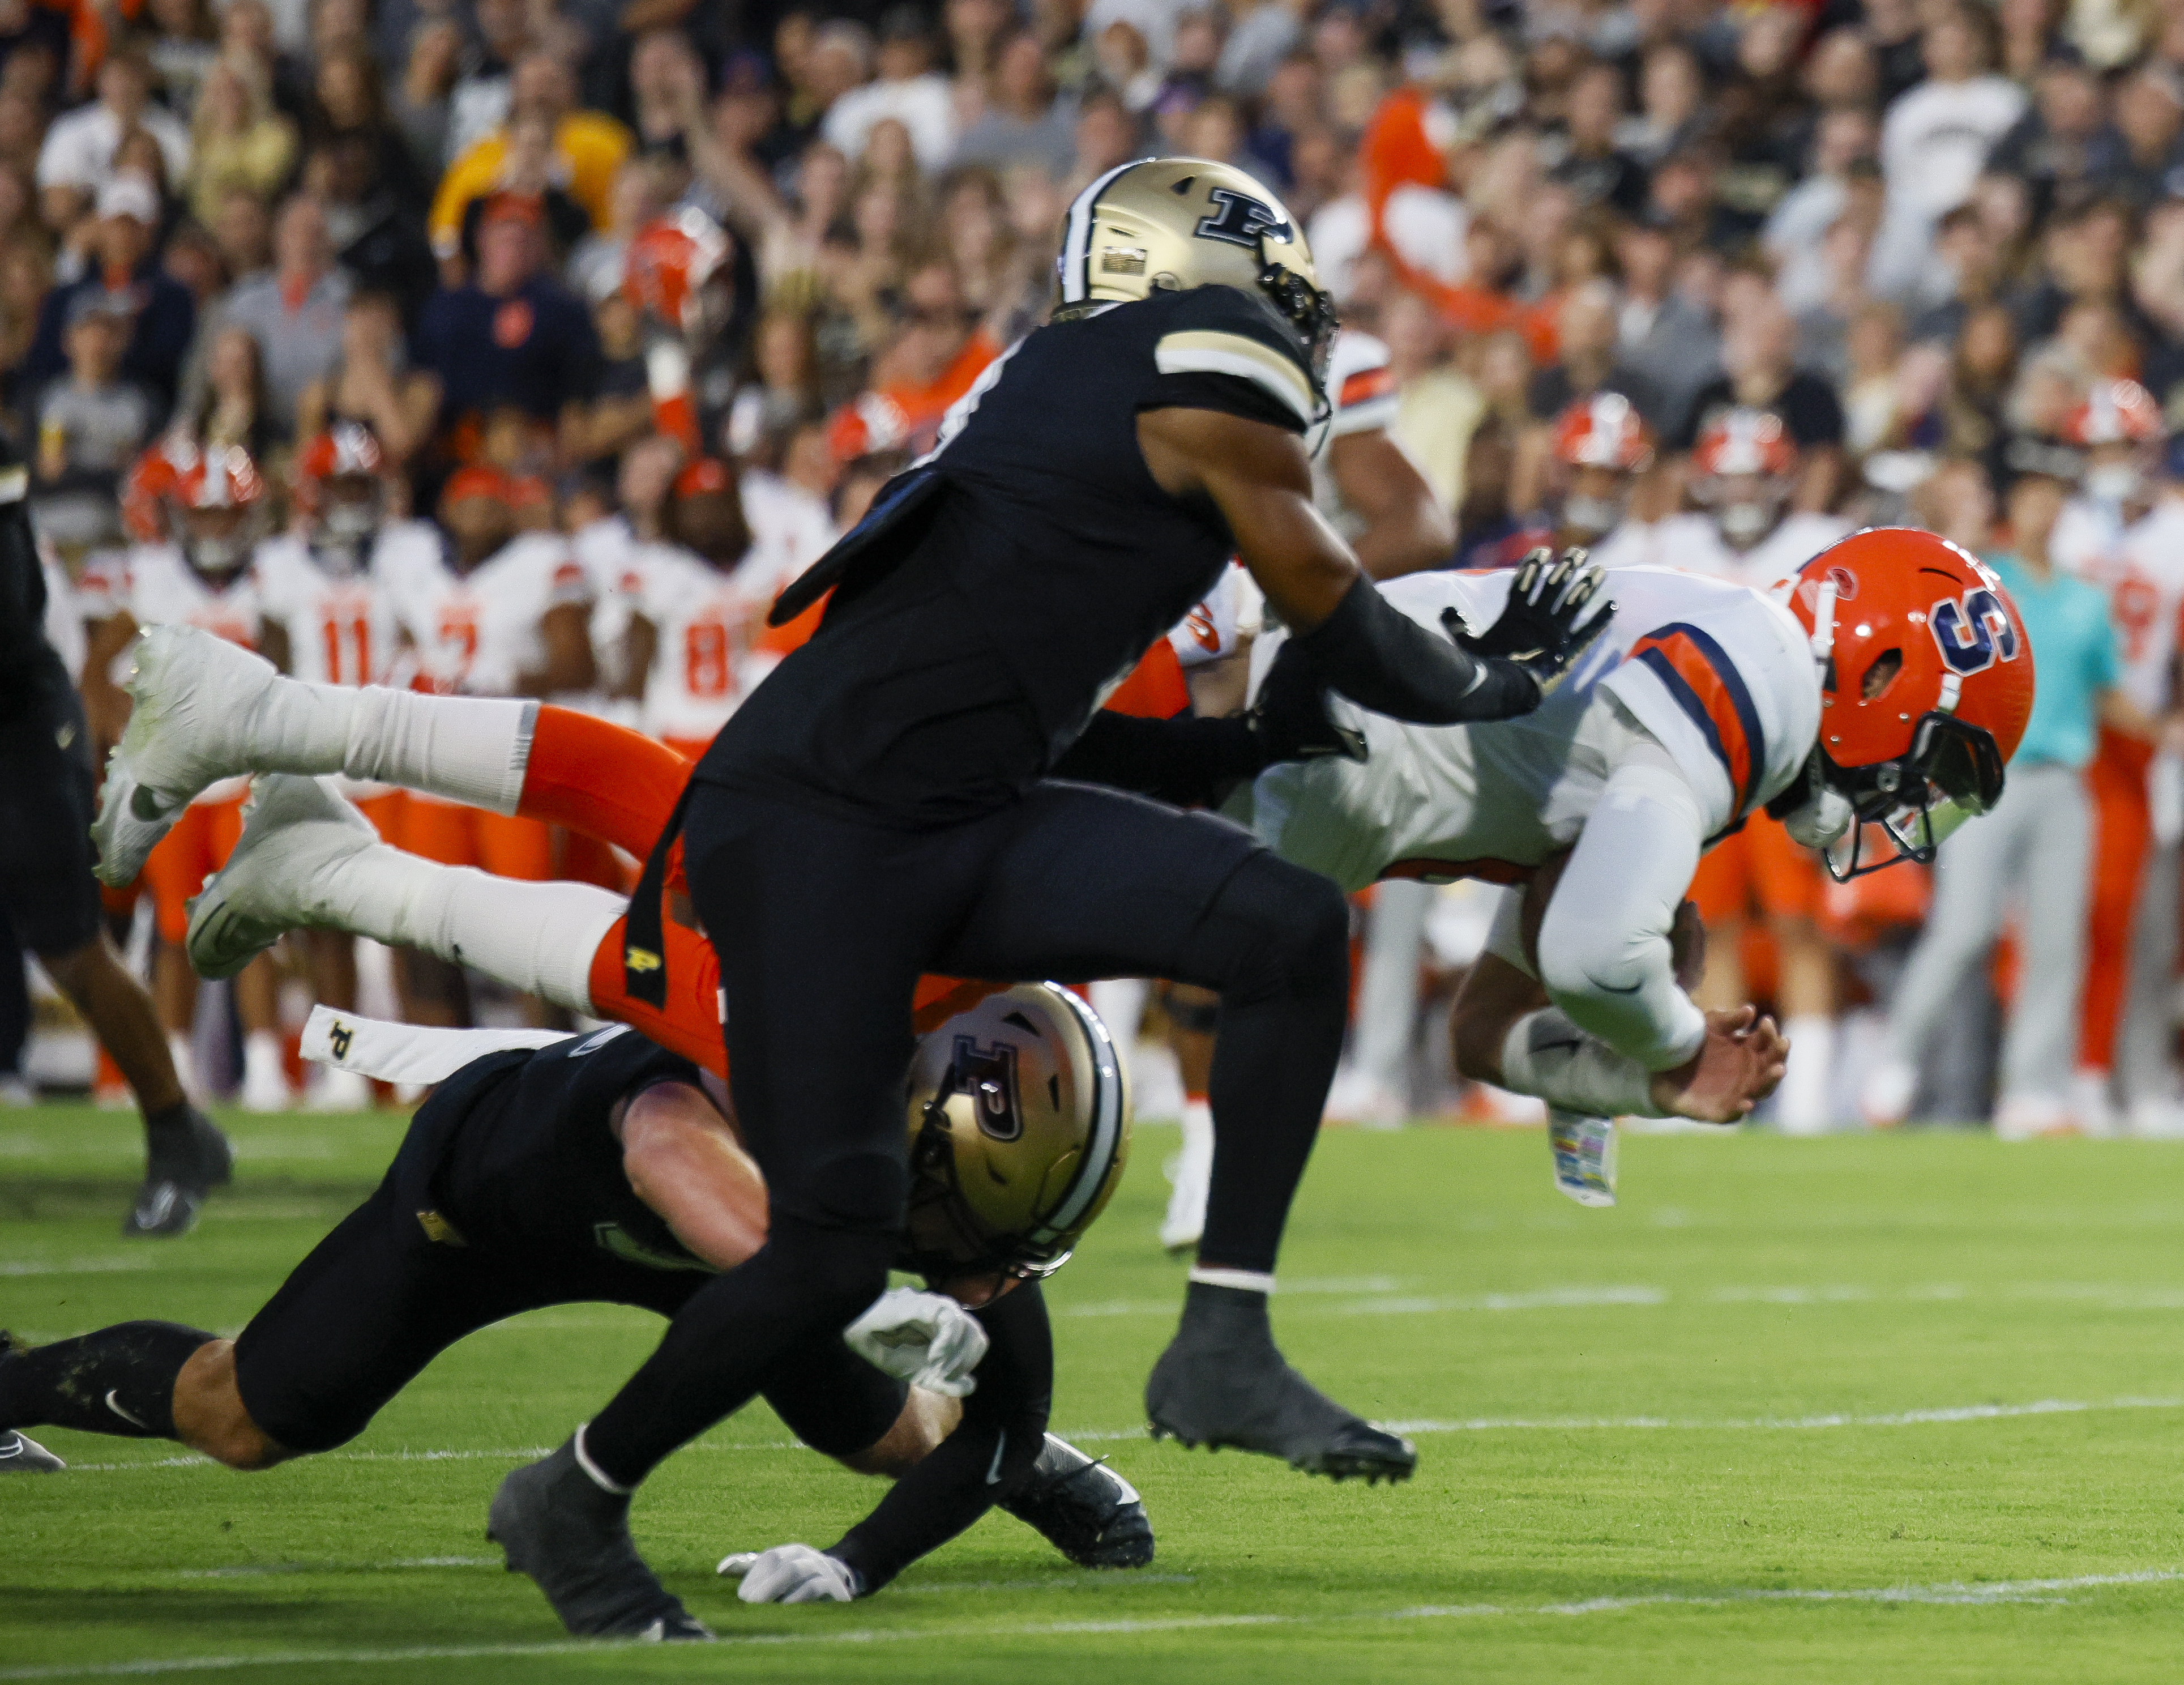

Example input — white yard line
[0,1258,156,1277]
[55,1393,2184,1473]
[3,1570,2178,1679]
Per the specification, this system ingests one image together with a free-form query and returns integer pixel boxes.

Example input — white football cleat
[1858,1056,1917,1128]
[186,775,378,981]
[95,627,283,886]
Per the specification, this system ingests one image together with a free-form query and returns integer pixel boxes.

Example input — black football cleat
[488,1439,712,1640]
[122,1107,233,1239]
[999,1434,1154,1568]
[0,1429,65,1472]
[1144,1283,1417,1483]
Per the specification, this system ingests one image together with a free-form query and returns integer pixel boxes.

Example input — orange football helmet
[121,434,200,543]
[2063,378,2163,447]
[173,445,266,579]
[623,208,732,340]
[1781,527,2035,878]
[294,422,387,565]
[1553,393,1653,472]
[1691,408,1797,548]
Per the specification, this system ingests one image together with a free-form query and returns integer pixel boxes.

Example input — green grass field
[5,1104,2184,1683]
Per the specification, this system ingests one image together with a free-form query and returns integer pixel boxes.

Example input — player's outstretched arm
[614,1080,768,1270]
[1138,407,1546,724]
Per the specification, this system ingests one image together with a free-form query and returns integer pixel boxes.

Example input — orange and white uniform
[1240,566,1820,893]
[378,526,593,880]
[617,541,771,762]
[1643,510,1853,929]
[252,532,405,841]
[81,544,260,937]
[2055,494,2184,1074]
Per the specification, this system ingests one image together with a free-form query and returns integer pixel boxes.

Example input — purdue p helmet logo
[950,1035,1023,1141]
[1195,186,1291,250]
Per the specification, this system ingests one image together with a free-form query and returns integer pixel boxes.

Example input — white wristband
[1499,1009,1665,1118]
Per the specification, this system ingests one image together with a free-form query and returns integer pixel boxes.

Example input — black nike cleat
[0,1430,65,1472]
[122,1107,233,1239]
[999,1434,1154,1568]
[488,1439,712,1640]
[1144,1283,1417,1483]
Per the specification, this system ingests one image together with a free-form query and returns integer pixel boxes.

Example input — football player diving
[0,982,1148,1637]
[1075,530,2034,1140]
[92,157,1610,1625]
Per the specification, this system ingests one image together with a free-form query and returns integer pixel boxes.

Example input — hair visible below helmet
[1781,527,2035,878]
[1554,393,1653,472]
[173,444,266,579]
[623,208,732,340]
[901,983,1131,1282]
[1054,157,1337,386]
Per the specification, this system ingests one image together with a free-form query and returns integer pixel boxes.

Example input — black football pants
[583,777,1352,1487]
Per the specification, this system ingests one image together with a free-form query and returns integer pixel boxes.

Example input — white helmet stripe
[1059,159,1151,305]
[1025,983,1126,1244]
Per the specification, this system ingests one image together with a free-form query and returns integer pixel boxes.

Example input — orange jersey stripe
[1627,623,1766,816]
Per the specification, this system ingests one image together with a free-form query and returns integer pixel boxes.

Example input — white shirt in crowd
[35,101,192,192]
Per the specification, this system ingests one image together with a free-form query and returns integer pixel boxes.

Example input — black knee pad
[1179,852,1350,1008]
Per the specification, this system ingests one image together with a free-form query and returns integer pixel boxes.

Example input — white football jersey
[620,540,772,745]
[1167,561,1264,672]
[1647,510,1853,588]
[39,546,84,682]
[251,535,397,688]
[1307,330,1402,540]
[1236,567,1821,891]
[82,544,262,804]
[2058,496,2184,716]
[379,527,592,697]
[739,470,839,602]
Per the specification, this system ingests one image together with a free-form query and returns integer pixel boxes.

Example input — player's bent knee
[1185,853,1350,1006]
[172,1341,293,1471]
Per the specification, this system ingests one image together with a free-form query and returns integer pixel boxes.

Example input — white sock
[1189,1266,1275,1293]
[1179,1095,1213,1159]
[309,843,623,1013]
[1777,1014,1835,1136]
[242,1030,287,1095]
[165,1031,198,1099]
[235,681,536,815]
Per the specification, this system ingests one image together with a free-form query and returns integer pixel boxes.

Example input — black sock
[1179,854,1352,1274]
[584,1218,895,1490]
[143,1100,198,1140]
[0,1322,214,1439]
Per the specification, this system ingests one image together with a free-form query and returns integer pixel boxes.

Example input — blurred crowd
[6,0,2184,1135]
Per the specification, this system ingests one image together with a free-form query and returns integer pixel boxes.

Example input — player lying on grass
[0,997,1146,1636]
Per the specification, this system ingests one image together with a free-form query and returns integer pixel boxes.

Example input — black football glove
[1443,547,1615,703]
[1247,638,1368,768]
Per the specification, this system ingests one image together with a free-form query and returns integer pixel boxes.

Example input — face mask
[2085,463,2143,506]
[1717,500,1775,546]
[1562,493,1626,539]
[184,534,247,579]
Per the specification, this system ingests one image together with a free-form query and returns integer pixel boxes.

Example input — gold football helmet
[1055,156,1339,382]
[903,983,1131,1281]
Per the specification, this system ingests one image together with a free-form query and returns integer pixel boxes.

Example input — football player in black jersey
[0,430,230,1261]
[507,156,1609,1599]
[0,995,1147,1637]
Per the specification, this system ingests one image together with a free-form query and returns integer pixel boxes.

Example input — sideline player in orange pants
[2077,726,2155,1103]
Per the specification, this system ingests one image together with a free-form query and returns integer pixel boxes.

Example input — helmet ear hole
[1861,647,1903,702]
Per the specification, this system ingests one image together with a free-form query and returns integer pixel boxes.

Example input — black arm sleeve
[827,1281,1053,1594]
[1052,709,1264,807]
[0,442,69,722]
[1294,573,1538,724]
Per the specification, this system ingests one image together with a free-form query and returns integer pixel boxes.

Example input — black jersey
[0,432,72,724]
[397,1024,710,1274]
[694,284,1318,827]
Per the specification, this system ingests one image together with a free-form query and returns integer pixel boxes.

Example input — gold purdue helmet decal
[902,983,1131,1281]
[1055,156,1339,393]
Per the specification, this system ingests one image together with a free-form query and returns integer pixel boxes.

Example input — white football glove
[844,1286,989,1397]
[736,1543,862,1604]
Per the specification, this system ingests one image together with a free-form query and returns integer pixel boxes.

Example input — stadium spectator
[19,172,194,421]
[182,56,294,228]
[198,193,349,434]
[34,46,189,232]
[824,8,954,170]
[29,290,151,551]
[413,190,601,466]
[428,49,630,260]
[951,29,1074,178]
